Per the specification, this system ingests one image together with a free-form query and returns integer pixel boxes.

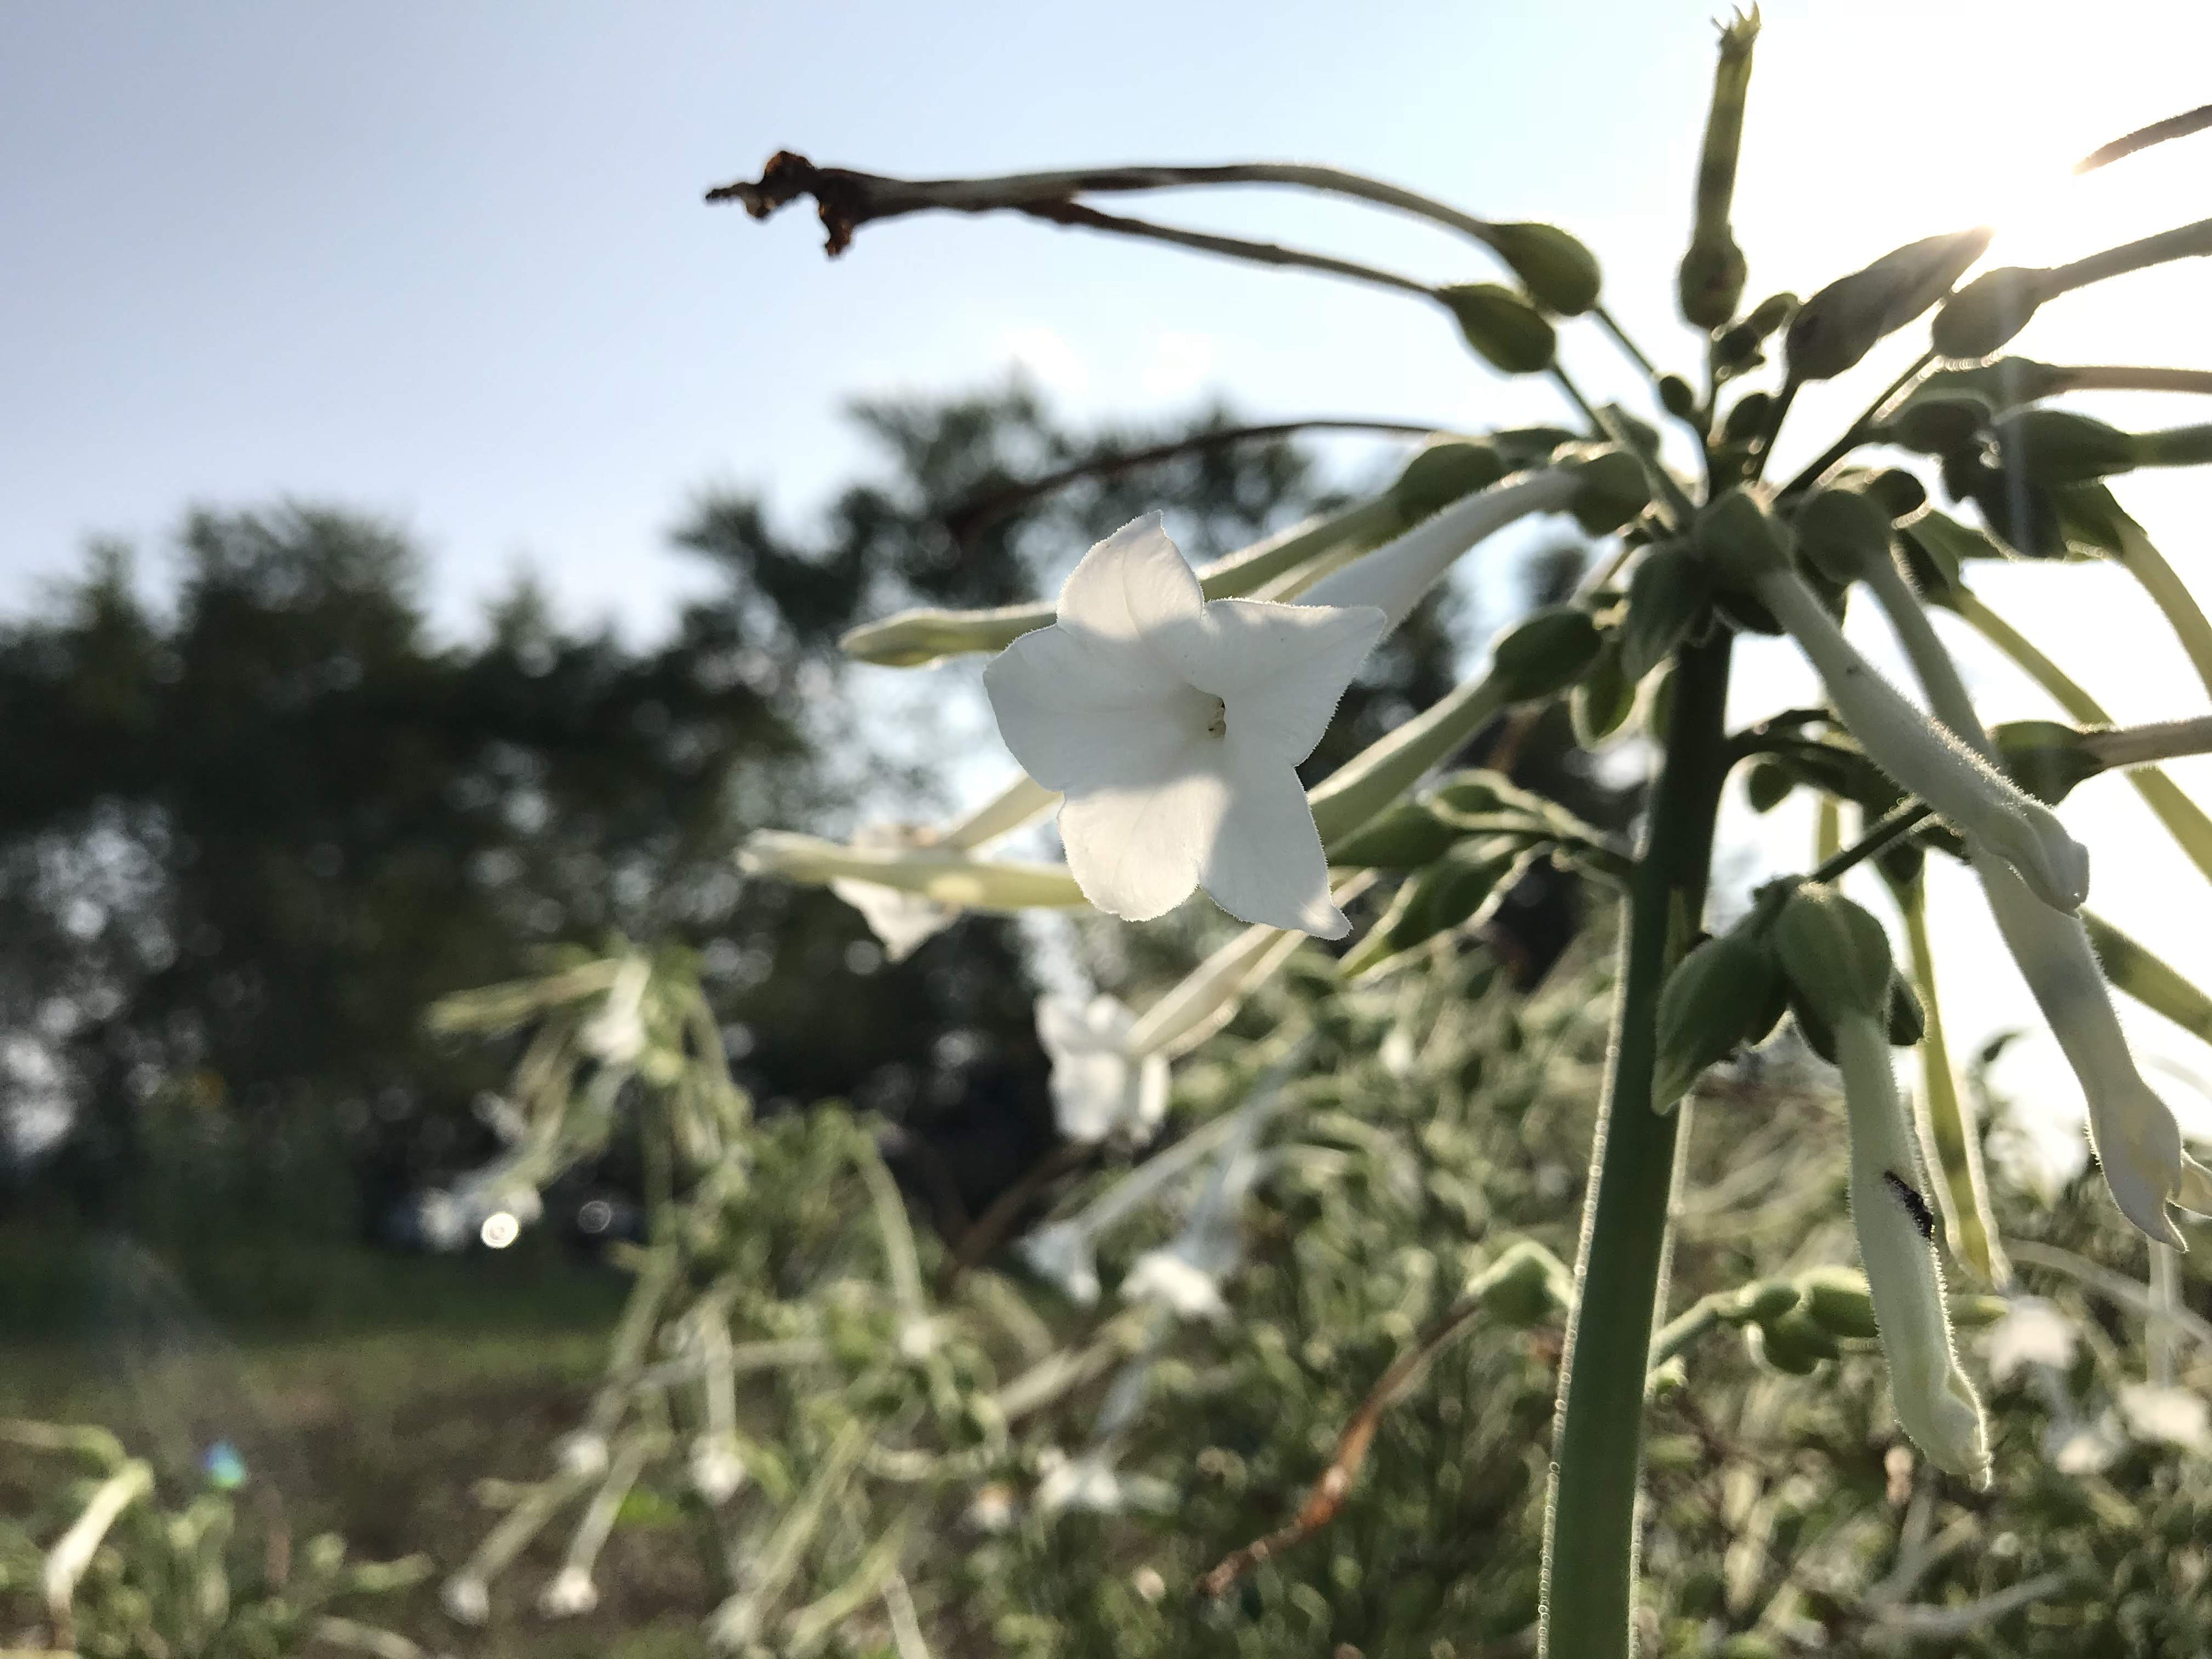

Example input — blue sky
[7,1,2212,1177]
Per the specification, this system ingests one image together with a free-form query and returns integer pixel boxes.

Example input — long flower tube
[1296,469,1580,632]
[737,830,1085,910]
[1774,885,1990,1481]
[1752,562,2089,911]
[1863,553,2212,1244]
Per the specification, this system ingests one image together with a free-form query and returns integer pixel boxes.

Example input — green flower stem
[2112,512,2212,700]
[1541,630,1734,1659]
[1895,875,2008,1283]
[1778,349,1935,498]
[1952,589,2212,885]
[2081,907,2212,1050]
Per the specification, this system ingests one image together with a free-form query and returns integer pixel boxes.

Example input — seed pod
[1747,1308,1840,1374]
[1721,390,1773,444]
[1931,266,2049,360]
[1772,884,1894,1027]
[1785,229,1994,382]
[1485,222,1602,316]
[1862,467,1927,520]
[1693,486,1791,589]
[1885,392,1993,457]
[1565,448,1651,535]
[1389,438,1507,524]
[1438,283,1558,374]
[1792,487,1893,586]
[1490,605,1603,700]
[1652,920,1786,1111]
[1658,373,1699,419]
[1621,543,1713,681]
[1998,408,2139,486]
[1798,1265,1881,1340]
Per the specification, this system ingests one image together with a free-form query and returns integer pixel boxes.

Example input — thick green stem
[1540,632,1734,1659]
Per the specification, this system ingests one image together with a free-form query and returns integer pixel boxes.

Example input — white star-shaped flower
[1036,994,1168,1144]
[985,515,1385,937]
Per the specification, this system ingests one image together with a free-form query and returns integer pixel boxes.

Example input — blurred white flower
[441,1575,490,1626]
[2119,1383,2212,1455]
[1033,1446,1174,1517]
[689,1435,748,1505]
[1981,1297,2078,1384]
[1020,1221,1101,1306]
[537,1566,599,1618]
[2048,1415,2124,1475]
[1037,994,1168,1144]
[831,824,960,961]
[554,1430,609,1480]
[579,957,650,1063]
[1120,1246,1230,1323]
[985,514,1384,935]
[416,1191,469,1253]
[965,1482,1020,1533]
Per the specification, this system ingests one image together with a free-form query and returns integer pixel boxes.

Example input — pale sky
[7,2,2212,1190]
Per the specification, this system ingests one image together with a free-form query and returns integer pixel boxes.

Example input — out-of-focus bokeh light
[479,1211,520,1250]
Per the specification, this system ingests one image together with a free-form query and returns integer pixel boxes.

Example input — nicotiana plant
[696,16,2212,1654]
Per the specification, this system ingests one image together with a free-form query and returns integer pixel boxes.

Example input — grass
[0,1226,722,1656]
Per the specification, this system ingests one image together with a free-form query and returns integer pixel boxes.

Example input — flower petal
[1056,513,1206,663]
[1058,756,1229,922]
[1181,598,1387,763]
[1200,734,1346,937]
[984,623,1210,791]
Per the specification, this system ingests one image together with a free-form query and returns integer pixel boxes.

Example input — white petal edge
[1200,734,1345,937]
[1058,759,1230,923]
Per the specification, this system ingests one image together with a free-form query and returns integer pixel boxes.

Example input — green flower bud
[1325,798,1460,870]
[1744,757,1795,813]
[1680,232,1750,332]
[1884,391,1993,457]
[1930,266,2048,360]
[1485,222,1601,316]
[1571,631,1636,746]
[1993,719,2102,805]
[1658,373,1699,419]
[1950,1294,2010,1328]
[1786,228,1994,382]
[1652,921,1786,1111]
[1721,390,1772,445]
[1677,7,1759,330]
[1693,486,1791,589]
[1621,543,1712,682]
[1466,1238,1573,1327]
[1342,839,1528,977]
[1998,407,2139,485]
[1862,467,1927,520]
[1886,975,1925,1047]
[1390,438,1507,524]
[1712,321,1765,375]
[1564,448,1651,535]
[1728,1278,1802,1325]
[1798,1265,1880,1340]
[1791,486,1893,586]
[1438,283,1557,375]
[1490,605,1602,700]
[1745,291,1798,336]
[1747,1308,1839,1374]
[1773,884,1894,1027]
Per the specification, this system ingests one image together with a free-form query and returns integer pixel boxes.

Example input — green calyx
[1791,486,1893,586]
[1785,228,1993,382]
[1772,884,1893,1028]
[1484,222,1602,316]
[1621,543,1713,683]
[1931,266,2049,360]
[1437,283,1558,374]
[1565,447,1652,535]
[1390,438,1508,524]
[1650,915,1788,1112]
[1997,408,2139,485]
[1692,486,1791,589]
[1488,605,1603,700]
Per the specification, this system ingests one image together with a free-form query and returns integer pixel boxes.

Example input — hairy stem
[2112,513,2212,700]
[1541,631,1734,1659]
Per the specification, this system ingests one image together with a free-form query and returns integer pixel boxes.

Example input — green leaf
[1571,632,1636,746]
[1621,544,1712,682]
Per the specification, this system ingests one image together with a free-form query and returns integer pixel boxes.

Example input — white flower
[688,1435,748,1504]
[416,1190,469,1253]
[579,957,650,1063]
[1020,1221,1101,1306]
[1033,1446,1175,1517]
[1298,468,1580,631]
[984,514,1386,937]
[554,1431,609,1480]
[2118,1383,2212,1455]
[1120,1246,1230,1323]
[1037,994,1168,1144]
[537,1566,599,1618]
[2049,1415,2125,1474]
[441,1575,490,1626]
[1835,1015,1991,1485]
[965,1482,1020,1532]
[1754,565,2089,912]
[1982,1297,2078,1384]
[829,823,959,961]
